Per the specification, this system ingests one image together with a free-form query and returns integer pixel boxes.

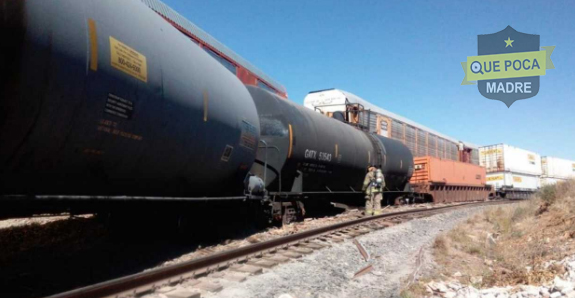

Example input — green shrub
[539,184,557,204]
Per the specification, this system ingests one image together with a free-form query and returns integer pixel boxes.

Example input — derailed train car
[248,86,413,195]
[0,0,414,222]
[0,0,260,199]
[247,86,414,221]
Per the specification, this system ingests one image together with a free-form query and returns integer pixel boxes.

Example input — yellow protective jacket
[362,171,384,195]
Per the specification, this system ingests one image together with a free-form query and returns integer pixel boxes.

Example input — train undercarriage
[0,184,499,227]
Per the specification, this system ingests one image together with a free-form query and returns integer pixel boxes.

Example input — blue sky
[162,0,575,160]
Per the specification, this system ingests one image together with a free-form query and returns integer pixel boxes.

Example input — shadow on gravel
[0,199,350,298]
[0,215,264,298]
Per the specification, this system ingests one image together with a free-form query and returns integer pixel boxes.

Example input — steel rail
[46,200,516,298]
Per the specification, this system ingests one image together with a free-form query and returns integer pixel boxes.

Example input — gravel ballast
[203,206,489,298]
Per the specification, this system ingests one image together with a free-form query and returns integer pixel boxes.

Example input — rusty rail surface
[46,200,516,298]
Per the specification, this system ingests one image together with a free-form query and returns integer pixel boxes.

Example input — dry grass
[400,279,431,298]
[433,235,448,254]
[402,180,575,296]
[437,179,575,287]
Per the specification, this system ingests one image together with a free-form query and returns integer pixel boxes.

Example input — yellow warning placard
[110,36,147,82]
[513,176,523,183]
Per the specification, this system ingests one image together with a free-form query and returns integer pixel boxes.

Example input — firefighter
[362,166,385,215]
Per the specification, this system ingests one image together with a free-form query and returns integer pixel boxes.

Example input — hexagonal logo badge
[461,26,555,107]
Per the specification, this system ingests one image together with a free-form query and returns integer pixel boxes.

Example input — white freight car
[541,156,575,186]
[541,177,566,186]
[480,144,541,198]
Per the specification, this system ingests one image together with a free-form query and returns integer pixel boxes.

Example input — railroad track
[46,200,518,298]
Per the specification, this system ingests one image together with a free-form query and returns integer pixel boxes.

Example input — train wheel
[280,201,305,225]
